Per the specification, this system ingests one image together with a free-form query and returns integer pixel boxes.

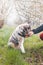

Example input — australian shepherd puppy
[8,23,31,53]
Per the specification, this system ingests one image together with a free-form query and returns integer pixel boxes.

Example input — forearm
[32,24,43,34]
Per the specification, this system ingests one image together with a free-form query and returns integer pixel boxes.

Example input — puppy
[8,23,31,53]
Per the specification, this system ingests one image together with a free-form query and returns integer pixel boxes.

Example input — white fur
[19,38,25,53]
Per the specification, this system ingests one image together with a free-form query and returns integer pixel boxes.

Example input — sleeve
[32,24,43,34]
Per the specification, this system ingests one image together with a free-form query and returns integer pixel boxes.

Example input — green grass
[0,25,43,65]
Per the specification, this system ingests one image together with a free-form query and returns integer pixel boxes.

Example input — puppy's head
[23,25,31,37]
[18,23,31,37]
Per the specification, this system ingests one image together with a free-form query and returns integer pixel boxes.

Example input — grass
[0,25,43,65]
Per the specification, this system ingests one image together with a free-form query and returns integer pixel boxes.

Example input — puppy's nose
[28,33,30,36]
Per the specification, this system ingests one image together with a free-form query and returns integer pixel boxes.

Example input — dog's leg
[8,42,15,48]
[19,38,25,53]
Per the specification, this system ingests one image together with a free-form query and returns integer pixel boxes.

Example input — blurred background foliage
[0,0,43,28]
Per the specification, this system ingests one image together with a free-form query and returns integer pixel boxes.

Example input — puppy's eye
[28,26,31,29]
[28,27,30,29]
[28,27,29,29]
[24,27,27,30]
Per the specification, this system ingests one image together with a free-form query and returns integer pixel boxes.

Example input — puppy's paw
[21,50,26,54]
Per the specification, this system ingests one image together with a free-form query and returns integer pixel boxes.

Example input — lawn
[0,25,43,65]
